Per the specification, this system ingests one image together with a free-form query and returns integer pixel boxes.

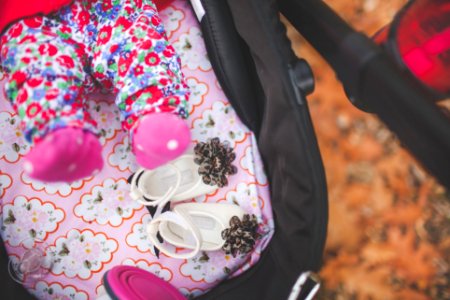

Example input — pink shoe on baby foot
[132,113,191,169]
[23,127,103,183]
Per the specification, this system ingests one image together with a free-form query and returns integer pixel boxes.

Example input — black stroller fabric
[0,237,33,298]
[0,0,328,299]
[196,0,328,299]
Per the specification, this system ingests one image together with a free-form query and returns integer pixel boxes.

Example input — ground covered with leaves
[286,0,450,299]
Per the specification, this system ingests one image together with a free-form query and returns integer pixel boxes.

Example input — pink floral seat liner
[0,1,274,299]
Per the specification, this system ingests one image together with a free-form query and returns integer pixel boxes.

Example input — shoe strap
[129,169,146,200]
[170,154,207,199]
[147,211,202,259]
[130,164,182,209]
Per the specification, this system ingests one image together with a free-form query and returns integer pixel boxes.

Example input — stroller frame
[281,0,450,189]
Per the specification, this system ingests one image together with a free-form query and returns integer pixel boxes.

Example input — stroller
[1,0,448,299]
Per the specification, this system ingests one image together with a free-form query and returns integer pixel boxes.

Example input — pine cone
[221,214,260,257]
[194,138,238,187]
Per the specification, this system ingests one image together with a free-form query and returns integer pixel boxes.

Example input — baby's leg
[0,16,103,182]
[91,0,190,169]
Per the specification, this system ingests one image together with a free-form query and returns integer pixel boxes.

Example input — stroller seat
[0,1,276,298]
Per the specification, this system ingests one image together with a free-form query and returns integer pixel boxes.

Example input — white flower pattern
[0,172,12,198]
[173,27,212,71]
[159,6,185,38]
[240,141,269,186]
[180,251,241,284]
[107,135,139,172]
[30,281,89,300]
[95,285,107,299]
[186,77,208,114]
[21,172,86,197]
[191,102,247,147]
[126,214,158,255]
[220,182,264,215]
[1,196,65,248]
[0,112,29,162]
[51,229,118,279]
[85,99,122,145]
[74,178,142,226]
[122,258,173,281]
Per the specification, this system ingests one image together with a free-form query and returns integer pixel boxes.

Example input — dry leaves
[285,0,449,299]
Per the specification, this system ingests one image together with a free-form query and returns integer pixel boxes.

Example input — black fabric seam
[199,0,255,130]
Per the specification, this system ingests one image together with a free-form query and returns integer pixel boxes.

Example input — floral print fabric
[0,0,189,143]
[0,1,274,299]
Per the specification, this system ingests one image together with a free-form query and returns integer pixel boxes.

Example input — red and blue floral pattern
[0,0,189,143]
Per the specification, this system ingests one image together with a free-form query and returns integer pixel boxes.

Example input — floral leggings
[0,0,189,143]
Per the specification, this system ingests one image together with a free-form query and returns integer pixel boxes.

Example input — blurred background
[285,0,450,299]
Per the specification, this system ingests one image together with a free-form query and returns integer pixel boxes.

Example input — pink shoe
[23,127,103,183]
[132,113,191,169]
[102,266,186,300]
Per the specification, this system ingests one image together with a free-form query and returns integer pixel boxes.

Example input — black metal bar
[279,0,450,189]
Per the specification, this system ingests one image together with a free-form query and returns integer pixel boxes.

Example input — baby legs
[0,20,104,182]
[90,1,191,169]
[0,0,190,182]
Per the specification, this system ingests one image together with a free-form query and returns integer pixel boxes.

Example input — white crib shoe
[129,154,218,209]
[146,203,245,259]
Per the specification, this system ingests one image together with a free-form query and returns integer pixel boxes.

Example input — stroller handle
[279,0,450,189]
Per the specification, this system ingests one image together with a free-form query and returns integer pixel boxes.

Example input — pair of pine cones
[195,138,259,257]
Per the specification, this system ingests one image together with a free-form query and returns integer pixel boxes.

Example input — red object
[0,0,72,33]
[104,266,186,300]
[154,0,175,11]
[0,0,175,34]
[374,0,450,97]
